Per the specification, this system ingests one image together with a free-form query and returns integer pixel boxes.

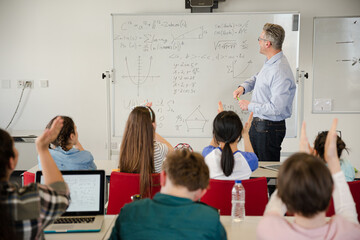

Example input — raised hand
[217,101,224,113]
[324,118,341,174]
[299,121,314,154]
[243,112,254,134]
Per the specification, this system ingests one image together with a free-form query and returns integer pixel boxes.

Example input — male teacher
[233,23,296,161]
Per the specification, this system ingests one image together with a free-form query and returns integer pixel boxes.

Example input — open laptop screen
[35,170,105,216]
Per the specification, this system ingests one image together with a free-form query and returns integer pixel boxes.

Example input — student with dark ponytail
[313,131,355,182]
[202,102,258,180]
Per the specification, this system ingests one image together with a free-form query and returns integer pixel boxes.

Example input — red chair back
[326,180,360,222]
[107,172,161,215]
[23,171,35,186]
[201,177,268,216]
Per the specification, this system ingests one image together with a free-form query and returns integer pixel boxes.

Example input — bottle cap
[235,180,242,184]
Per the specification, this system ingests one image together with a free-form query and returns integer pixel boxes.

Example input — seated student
[109,150,227,240]
[119,102,173,198]
[202,101,258,180]
[38,116,96,170]
[313,131,355,182]
[257,120,360,240]
[0,117,70,240]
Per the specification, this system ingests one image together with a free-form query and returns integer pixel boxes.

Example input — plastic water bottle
[231,180,245,222]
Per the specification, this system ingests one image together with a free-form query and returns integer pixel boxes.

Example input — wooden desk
[27,160,117,176]
[252,161,360,180]
[45,215,116,240]
[251,161,279,179]
[220,216,294,240]
[27,160,360,180]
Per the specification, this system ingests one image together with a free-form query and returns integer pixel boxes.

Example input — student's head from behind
[277,153,333,217]
[119,106,156,197]
[262,23,285,50]
[46,116,76,151]
[213,111,243,176]
[313,131,348,160]
[161,150,209,201]
[0,129,18,180]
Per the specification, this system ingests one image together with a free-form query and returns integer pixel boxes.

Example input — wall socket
[17,80,33,88]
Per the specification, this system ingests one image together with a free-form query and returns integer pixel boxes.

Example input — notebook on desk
[35,170,105,233]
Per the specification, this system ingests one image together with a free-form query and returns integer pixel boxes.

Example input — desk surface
[27,160,360,180]
[45,215,116,240]
[102,215,292,240]
[220,216,295,240]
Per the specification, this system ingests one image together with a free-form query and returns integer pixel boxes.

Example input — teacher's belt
[253,117,285,123]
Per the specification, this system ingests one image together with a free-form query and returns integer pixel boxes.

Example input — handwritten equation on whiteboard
[112,14,298,138]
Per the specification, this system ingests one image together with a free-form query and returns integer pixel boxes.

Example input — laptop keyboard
[53,217,95,224]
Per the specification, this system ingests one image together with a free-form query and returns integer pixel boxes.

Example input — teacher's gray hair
[263,23,285,50]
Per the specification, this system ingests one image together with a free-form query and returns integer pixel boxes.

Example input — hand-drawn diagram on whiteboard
[227,59,254,79]
[122,56,160,96]
[172,26,207,41]
[185,106,208,132]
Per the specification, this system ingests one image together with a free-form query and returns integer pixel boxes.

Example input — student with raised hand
[38,115,96,170]
[109,150,227,240]
[0,116,70,240]
[202,101,258,180]
[257,119,360,240]
[119,102,174,198]
[313,131,355,182]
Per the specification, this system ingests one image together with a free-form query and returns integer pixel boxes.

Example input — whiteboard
[111,13,300,138]
[313,16,360,113]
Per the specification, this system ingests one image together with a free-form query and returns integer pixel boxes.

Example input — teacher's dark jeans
[249,117,286,161]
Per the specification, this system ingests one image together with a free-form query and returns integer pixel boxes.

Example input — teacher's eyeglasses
[258,37,271,43]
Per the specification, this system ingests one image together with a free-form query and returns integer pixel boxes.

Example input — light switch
[1,80,11,89]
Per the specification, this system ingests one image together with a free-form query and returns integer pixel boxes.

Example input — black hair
[213,111,243,176]
[46,116,75,151]
[0,129,17,239]
[0,129,15,179]
[314,131,348,160]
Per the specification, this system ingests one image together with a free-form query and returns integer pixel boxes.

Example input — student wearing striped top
[0,117,70,240]
[119,103,173,198]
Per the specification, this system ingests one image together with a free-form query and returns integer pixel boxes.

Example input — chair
[22,171,35,186]
[326,180,360,222]
[107,172,161,215]
[201,177,269,216]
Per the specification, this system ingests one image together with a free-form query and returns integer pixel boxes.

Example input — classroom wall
[0,0,359,169]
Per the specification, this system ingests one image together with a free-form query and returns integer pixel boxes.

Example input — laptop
[35,170,105,233]
[261,164,282,172]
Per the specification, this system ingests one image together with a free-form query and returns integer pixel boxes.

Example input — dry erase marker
[237,96,240,101]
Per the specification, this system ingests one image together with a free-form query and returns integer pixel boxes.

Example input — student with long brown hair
[119,103,173,198]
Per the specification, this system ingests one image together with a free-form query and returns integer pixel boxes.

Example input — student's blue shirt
[38,146,96,170]
[340,159,355,182]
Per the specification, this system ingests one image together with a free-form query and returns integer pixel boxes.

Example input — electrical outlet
[17,80,33,88]
[25,80,33,88]
[17,80,25,88]
[40,80,49,88]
